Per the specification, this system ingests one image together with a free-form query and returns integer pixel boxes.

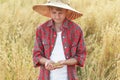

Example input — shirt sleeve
[33,27,44,67]
[74,29,87,67]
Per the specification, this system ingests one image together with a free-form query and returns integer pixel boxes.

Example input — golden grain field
[0,0,120,80]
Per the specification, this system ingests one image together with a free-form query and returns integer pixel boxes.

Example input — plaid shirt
[33,18,86,80]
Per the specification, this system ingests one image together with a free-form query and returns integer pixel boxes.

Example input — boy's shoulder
[68,20,79,27]
[67,19,82,31]
[37,19,52,29]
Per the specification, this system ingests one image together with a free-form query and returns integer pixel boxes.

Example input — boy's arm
[58,58,77,65]
[33,27,45,67]
[74,30,87,67]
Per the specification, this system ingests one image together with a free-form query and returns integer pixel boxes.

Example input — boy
[33,0,86,80]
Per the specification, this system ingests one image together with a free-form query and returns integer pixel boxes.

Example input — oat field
[0,0,120,80]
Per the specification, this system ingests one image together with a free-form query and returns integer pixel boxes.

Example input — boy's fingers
[45,60,50,67]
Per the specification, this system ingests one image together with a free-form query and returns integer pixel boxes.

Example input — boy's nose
[55,14,60,19]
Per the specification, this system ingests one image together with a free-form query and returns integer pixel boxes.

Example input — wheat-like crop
[0,0,119,80]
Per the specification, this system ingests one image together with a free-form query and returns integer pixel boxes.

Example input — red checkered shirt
[33,18,87,80]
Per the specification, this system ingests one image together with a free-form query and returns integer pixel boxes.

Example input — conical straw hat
[33,0,83,20]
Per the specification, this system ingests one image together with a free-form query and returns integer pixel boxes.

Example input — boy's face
[50,7,67,24]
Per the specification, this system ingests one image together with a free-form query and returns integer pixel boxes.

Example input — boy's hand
[45,60,66,70]
[45,60,55,70]
[53,62,63,69]
[53,60,66,69]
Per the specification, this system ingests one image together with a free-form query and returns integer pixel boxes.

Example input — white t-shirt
[50,32,68,80]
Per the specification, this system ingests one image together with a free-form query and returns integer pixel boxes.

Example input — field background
[0,0,120,80]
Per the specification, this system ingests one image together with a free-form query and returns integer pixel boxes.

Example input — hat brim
[33,2,83,20]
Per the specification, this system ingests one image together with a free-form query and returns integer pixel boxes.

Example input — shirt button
[62,36,65,38]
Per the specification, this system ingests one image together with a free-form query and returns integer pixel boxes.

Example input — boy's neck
[55,23,62,32]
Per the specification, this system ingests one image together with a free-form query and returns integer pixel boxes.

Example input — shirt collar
[47,18,69,29]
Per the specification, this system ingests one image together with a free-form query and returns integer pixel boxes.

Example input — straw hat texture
[33,0,83,20]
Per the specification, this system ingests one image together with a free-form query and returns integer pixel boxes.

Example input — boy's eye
[52,12,56,14]
[59,12,62,14]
